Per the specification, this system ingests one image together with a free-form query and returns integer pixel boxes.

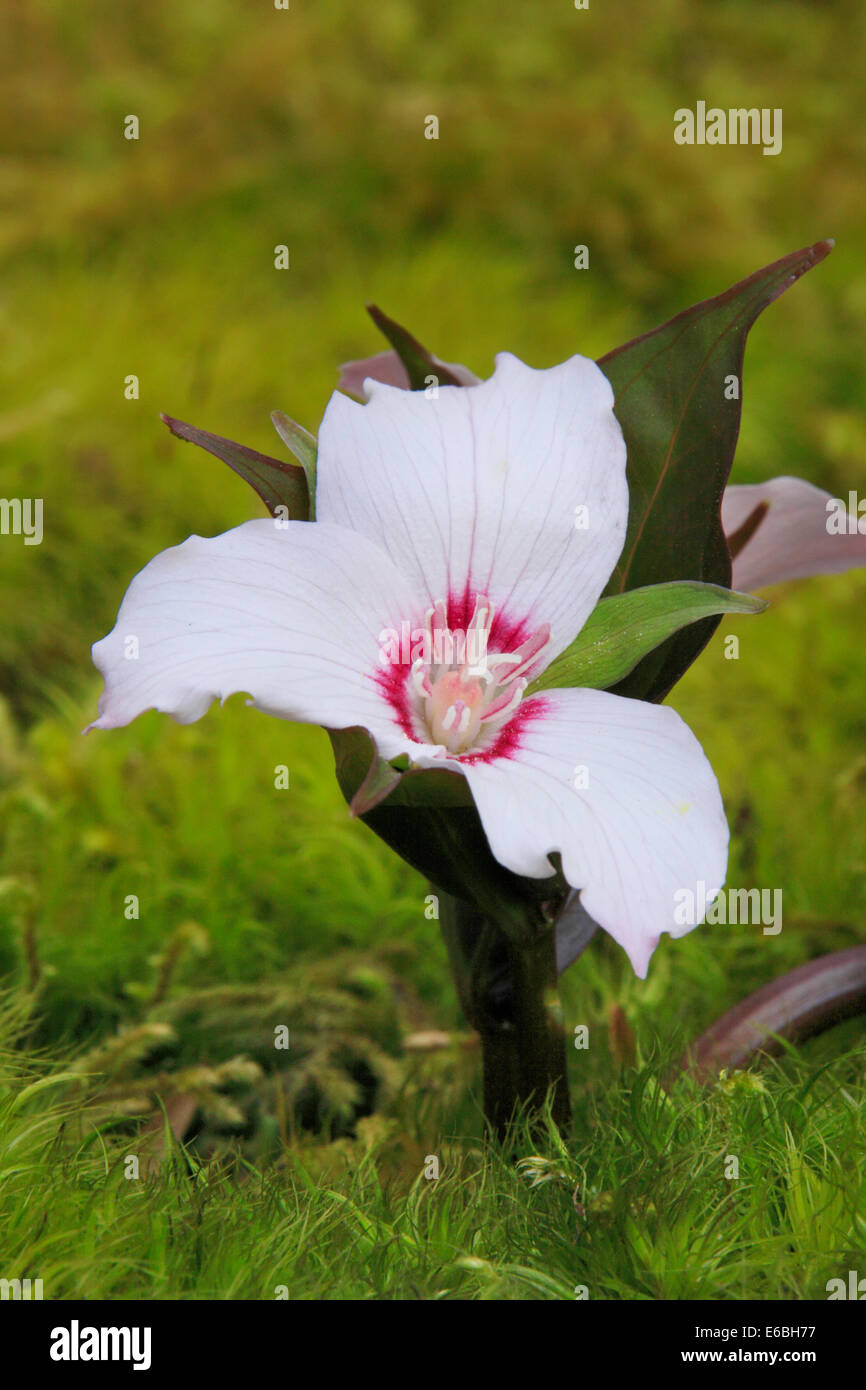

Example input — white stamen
[410,657,431,698]
[401,593,548,756]
[441,704,458,732]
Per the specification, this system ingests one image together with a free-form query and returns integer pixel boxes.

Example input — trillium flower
[89,353,729,978]
[723,477,866,591]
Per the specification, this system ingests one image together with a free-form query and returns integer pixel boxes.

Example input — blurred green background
[0,0,865,1299]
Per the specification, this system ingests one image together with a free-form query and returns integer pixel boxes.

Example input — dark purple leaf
[598,239,834,701]
[682,945,866,1077]
[161,414,310,520]
[365,305,466,391]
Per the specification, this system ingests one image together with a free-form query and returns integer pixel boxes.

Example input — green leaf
[9,1072,83,1113]
[365,304,464,391]
[270,411,318,520]
[161,414,310,520]
[597,239,833,702]
[528,581,767,694]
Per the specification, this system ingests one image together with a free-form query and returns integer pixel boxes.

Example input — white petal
[317,352,628,662]
[88,518,425,750]
[455,688,729,978]
[724,477,866,590]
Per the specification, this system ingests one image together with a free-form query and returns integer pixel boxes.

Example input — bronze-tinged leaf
[682,944,866,1077]
[598,239,834,701]
[161,414,310,520]
[365,304,465,390]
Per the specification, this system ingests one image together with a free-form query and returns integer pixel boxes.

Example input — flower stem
[439,892,570,1141]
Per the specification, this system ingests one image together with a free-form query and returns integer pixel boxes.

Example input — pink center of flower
[407,594,550,756]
